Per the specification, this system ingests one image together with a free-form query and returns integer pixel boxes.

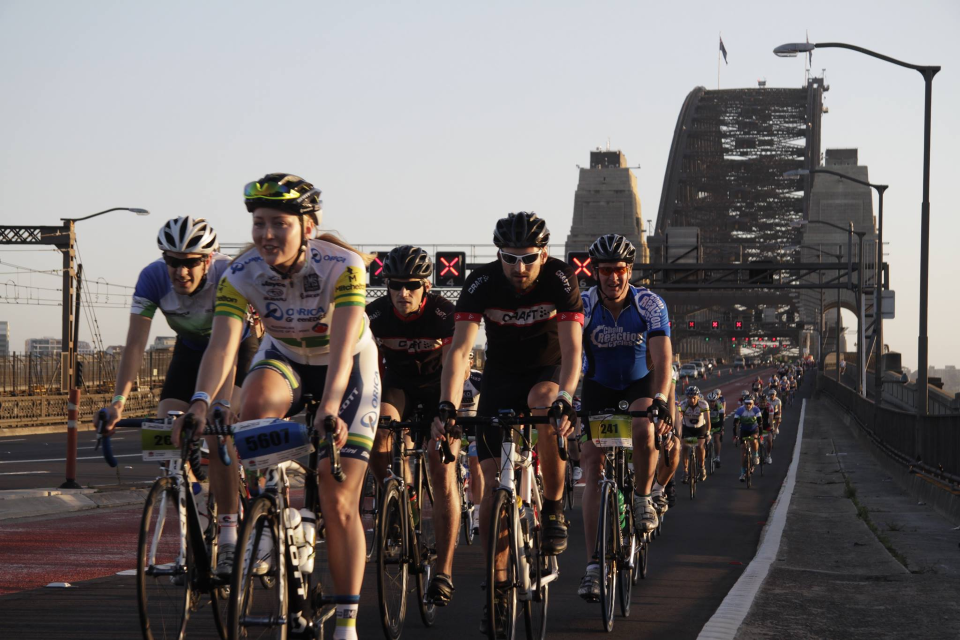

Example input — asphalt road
[0,364,811,640]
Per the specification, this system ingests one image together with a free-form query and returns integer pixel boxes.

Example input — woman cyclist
[174,173,378,639]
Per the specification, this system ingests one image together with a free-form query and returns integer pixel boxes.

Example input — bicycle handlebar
[95,409,117,468]
[323,416,346,483]
[211,407,232,467]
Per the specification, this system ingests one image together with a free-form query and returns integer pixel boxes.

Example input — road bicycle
[442,409,566,640]
[375,408,437,640]
[738,433,761,489]
[97,410,237,640]
[683,435,706,499]
[456,446,476,546]
[226,397,343,640]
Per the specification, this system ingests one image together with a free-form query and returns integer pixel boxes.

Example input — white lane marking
[697,399,806,640]
[0,439,26,443]
[0,470,52,476]
[0,453,141,465]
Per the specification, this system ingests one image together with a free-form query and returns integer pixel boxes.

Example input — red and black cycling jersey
[455,257,584,369]
[367,292,455,386]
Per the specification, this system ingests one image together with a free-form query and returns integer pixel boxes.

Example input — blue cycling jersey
[733,405,763,428]
[131,254,245,350]
[581,285,671,391]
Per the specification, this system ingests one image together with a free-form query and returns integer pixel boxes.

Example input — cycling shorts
[475,363,561,463]
[738,424,760,439]
[581,374,653,414]
[160,334,259,402]
[248,339,380,463]
[381,375,441,423]
[682,425,709,440]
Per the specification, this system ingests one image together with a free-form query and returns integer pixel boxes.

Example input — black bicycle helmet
[588,233,636,264]
[380,245,433,279]
[492,212,550,248]
[243,173,322,224]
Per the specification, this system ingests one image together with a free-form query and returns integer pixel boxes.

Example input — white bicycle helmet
[157,216,218,255]
[707,389,720,401]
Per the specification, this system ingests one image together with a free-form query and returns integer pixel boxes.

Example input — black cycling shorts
[382,374,441,422]
[682,425,709,440]
[581,375,653,414]
[160,334,259,402]
[475,363,561,463]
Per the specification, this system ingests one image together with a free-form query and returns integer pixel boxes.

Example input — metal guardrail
[0,351,174,396]
[818,374,960,483]
[0,390,157,429]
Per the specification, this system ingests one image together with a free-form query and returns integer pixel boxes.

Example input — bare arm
[556,320,583,399]
[101,314,151,429]
[648,335,674,433]
[318,305,366,447]
[432,322,479,439]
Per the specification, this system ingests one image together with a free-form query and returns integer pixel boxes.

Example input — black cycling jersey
[455,257,583,369]
[368,292,455,387]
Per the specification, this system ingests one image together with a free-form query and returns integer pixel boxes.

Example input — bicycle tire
[617,520,633,617]
[377,480,408,640]
[522,506,548,640]
[487,490,519,640]
[597,484,618,632]
[228,495,287,640]
[137,476,192,640]
[414,457,438,627]
[563,462,575,511]
[458,460,474,546]
[361,468,379,561]
[688,450,696,500]
[635,535,648,582]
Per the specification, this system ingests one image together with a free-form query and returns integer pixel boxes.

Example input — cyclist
[788,374,798,404]
[707,389,725,468]
[366,245,459,606]
[653,361,681,513]
[752,375,764,395]
[461,353,483,536]
[733,395,763,482]
[738,389,750,409]
[678,385,710,483]
[573,234,673,602]
[431,211,583,632]
[100,216,259,575]
[763,387,782,464]
[569,396,583,483]
[173,174,377,639]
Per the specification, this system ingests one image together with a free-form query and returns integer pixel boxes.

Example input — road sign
[369,254,385,286]
[711,321,719,329]
[688,321,696,329]
[566,252,596,288]
[435,251,466,287]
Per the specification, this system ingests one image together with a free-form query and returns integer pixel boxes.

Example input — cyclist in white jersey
[173,174,377,639]
[100,217,258,573]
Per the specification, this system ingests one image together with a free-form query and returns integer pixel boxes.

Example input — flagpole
[718,33,721,89]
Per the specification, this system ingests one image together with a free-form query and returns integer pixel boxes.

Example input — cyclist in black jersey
[434,213,583,590]
[366,245,459,605]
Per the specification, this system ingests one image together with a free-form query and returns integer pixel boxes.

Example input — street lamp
[775,40,938,416]
[785,168,888,403]
[59,207,150,489]
[791,218,867,394]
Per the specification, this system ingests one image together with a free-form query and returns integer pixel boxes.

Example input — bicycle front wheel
[138,476,192,640]
[688,451,696,500]
[415,457,438,627]
[522,508,548,640]
[229,495,287,640]
[597,484,618,632]
[487,490,519,640]
[377,480,408,640]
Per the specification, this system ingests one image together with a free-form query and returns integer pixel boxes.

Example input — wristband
[112,395,126,407]
[190,391,211,406]
[654,393,667,403]
[557,390,573,406]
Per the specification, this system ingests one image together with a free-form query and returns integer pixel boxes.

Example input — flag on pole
[719,37,728,64]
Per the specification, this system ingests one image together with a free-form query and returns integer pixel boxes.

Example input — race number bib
[587,414,632,449]
[233,418,314,471]
[141,421,179,461]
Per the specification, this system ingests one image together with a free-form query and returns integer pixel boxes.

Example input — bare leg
[317,457,368,595]
[427,437,461,577]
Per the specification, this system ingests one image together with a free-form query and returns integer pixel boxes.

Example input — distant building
[149,336,176,351]
[105,345,125,356]
[24,337,93,356]
[927,365,960,394]
[0,321,8,357]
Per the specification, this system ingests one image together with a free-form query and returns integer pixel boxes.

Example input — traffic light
[435,251,466,287]
[369,254,385,287]
[566,252,596,288]
[711,321,719,329]
[735,320,743,329]
[705,337,710,342]
[688,321,696,329]
[731,336,737,342]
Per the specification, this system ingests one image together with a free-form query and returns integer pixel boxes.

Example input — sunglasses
[499,250,541,266]
[598,265,630,276]
[387,280,425,292]
[163,255,206,270]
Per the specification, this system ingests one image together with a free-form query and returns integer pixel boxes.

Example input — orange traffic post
[61,388,82,489]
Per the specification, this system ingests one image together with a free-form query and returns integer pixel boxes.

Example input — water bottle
[284,507,306,556]
[192,482,211,531]
[299,508,317,574]
[520,505,536,546]
[616,489,626,530]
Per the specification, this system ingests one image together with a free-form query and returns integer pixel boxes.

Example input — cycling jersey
[709,398,725,426]
[132,254,235,350]
[454,257,583,369]
[678,398,709,429]
[766,397,782,420]
[367,292,454,387]
[214,239,372,366]
[733,405,762,429]
[460,369,483,417]
[580,285,671,391]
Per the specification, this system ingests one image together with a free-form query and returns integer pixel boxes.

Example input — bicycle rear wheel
[634,535,648,583]
[563,462,575,510]
[229,495,287,640]
[138,476,192,640]
[415,459,438,627]
[522,508,548,640]
[617,526,633,617]
[597,484,618,632]
[361,468,379,561]
[377,480,408,640]
[487,490,519,640]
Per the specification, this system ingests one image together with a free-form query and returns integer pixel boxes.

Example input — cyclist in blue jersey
[733,396,763,481]
[575,234,674,601]
[100,216,259,574]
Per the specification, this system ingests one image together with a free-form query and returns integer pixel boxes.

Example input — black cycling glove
[549,397,576,422]
[650,397,673,427]
[437,401,457,423]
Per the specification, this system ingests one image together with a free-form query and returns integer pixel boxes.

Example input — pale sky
[0,0,957,370]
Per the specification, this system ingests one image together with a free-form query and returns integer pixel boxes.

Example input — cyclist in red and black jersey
[434,213,583,586]
[366,245,460,605]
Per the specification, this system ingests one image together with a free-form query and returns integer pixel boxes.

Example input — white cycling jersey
[678,398,710,429]
[215,239,373,366]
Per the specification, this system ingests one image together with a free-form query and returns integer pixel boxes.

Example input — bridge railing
[818,374,960,482]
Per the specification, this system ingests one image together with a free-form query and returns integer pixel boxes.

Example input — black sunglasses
[163,255,206,270]
[387,280,425,292]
